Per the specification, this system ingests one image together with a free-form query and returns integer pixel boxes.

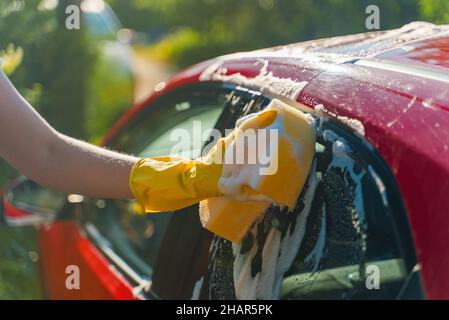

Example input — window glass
[278,126,407,299]
[82,3,121,40]
[85,86,228,279]
[203,110,414,300]
[139,108,223,158]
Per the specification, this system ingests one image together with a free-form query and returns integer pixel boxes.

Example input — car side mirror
[1,178,67,227]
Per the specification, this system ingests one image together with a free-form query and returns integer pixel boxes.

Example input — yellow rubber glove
[129,108,277,213]
[129,156,222,212]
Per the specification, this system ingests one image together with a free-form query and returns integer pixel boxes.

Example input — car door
[38,82,232,299]
[149,86,423,300]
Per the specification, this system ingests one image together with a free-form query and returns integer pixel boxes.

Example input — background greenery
[0,0,447,299]
[114,0,421,68]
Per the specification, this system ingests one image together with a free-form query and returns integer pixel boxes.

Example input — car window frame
[323,118,423,299]
[271,117,421,300]
[152,85,422,300]
[94,79,422,300]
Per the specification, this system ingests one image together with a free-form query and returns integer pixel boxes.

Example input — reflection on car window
[203,112,412,300]
[86,87,228,279]
[139,108,223,158]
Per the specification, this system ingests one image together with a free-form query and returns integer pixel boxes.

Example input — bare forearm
[43,133,138,199]
[0,70,138,199]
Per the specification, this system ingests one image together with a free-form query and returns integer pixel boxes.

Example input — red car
[2,22,449,299]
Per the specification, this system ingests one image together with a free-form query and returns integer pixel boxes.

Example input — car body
[2,22,449,299]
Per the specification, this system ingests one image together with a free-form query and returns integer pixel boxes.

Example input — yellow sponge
[199,99,316,243]
[200,199,271,242]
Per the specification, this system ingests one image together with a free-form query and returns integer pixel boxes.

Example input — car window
[201,98,419,300]
[83,84,229,282]
[148,86,267,299]
[82,2,121,40]
[139,108,223,158]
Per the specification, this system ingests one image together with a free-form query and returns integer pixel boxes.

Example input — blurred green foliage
[420,0,449,24]
[0,44,24,76]
[109,0,423,68]
[0,0,94,300]
[0,227,42,299]
[86,48,134,143]
[0,0,50,206]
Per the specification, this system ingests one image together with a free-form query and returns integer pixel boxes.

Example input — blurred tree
[420,0,449,23]
[0,227,41,299]
[107,0,163,32]
[0,0,95,139]
[86,51,134,143]
[0,0,51,188]
[0,44,23,76]
[29,0,95,139]
[0,0,94,299]
[0,0,52,104]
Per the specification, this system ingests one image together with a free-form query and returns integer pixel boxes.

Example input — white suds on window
[232,160,319,300]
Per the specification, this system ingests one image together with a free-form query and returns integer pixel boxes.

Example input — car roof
[254,21,449,70]
[105,22,449,146]
[169,22,449,97]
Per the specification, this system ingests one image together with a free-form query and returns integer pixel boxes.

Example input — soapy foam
[303,205,327,273]
[200,59,309,100]
[272,160,319,296]
[191,276,204,300]
[232,160,319,300]
[201,23,449,87]
[232,233,260,299]
[260,22,449,64]
[323,130,367,225]
[314,104,365,136]
[230,131,369,300]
